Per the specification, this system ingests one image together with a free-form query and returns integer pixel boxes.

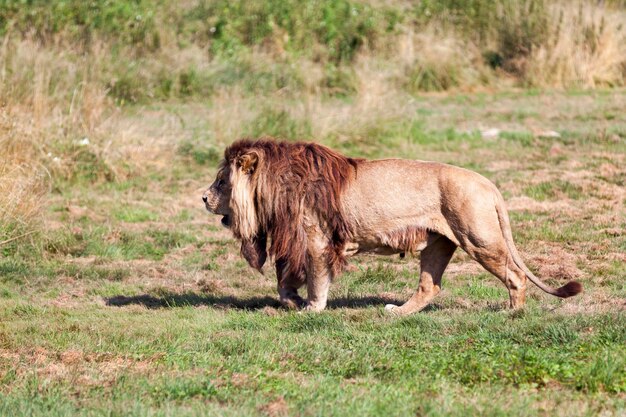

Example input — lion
[202,138,582,315]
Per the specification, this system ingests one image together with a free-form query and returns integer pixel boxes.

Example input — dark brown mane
[225,138,361,282]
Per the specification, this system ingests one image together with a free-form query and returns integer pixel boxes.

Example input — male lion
[202,138,582,315]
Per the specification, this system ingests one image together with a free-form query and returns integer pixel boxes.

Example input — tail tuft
[554,281,583,298]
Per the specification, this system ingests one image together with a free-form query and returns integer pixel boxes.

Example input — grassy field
[1,1,625,416]
[1,89,625,416]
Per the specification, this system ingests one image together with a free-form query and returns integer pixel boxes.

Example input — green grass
[0,303,623,416]
[328,119,491,158]
[244,107,313,140]
[451,274,508,300]
[1,90,625,416]
[524,180,584,201]
[113,206,159,223]
[38,226,199,262]
[0,0,159,46]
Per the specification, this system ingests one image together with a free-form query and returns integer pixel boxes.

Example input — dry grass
[525,3,626,88]
[0,0,624,244]
[0,108,47,240]
[397,26,499,93]
[0,38,136,240]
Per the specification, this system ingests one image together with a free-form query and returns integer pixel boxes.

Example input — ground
[0,90,625,416]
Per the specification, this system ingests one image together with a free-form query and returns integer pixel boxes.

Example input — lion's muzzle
[202,189,232,228]
[202,191,217,212]
[202,193,213,213]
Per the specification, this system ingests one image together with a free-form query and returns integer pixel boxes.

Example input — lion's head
[202,150,260,233]
[203,144,267,271]
[202,138,360,279]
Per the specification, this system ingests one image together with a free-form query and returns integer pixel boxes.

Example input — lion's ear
[236,152,258,175]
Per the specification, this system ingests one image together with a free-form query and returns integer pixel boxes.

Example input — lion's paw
[302,302,325,312]
[280,296,305,310]
[384,304,400,314]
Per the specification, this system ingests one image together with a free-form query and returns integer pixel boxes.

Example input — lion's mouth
[221,215,231,227]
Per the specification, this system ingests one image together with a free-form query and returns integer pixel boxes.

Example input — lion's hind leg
[385,235,457,316]
[460,240,527,309]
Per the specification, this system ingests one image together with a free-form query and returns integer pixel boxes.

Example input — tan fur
[379,226,429,254]
[203,139,582,315]
[229,164,258,241]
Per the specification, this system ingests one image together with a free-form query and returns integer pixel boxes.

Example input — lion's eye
[217,179,225,188]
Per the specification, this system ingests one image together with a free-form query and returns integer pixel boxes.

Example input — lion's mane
[224,138,361,282]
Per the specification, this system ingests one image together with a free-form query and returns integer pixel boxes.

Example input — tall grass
[410,0,626,88]
[0,37,121,243]
[0,134,46,243]
[1,1,622,97]
[525,3,626,87]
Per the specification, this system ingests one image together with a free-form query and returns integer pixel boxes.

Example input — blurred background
[1,0,625,242]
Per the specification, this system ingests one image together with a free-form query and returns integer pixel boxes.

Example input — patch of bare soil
[555,291,626,315]
[531,245,583,281]
[259,397,289,417]
[196,277,226,294]
[0,348,158,388]
[486,160,523,172]
[604,252,626,262]
[66,204,105,222]
[49,288,87,308]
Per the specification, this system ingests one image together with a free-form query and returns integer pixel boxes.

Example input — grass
[0,303,623,416]
[113,206,159,223]
[523,180,584,201]
[0,1,625,415]
[1,89,624,415]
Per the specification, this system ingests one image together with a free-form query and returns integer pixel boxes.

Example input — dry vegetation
[1,2,625,239]
[0,1,625,416]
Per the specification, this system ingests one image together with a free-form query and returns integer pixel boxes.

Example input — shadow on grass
[105,292,405,310]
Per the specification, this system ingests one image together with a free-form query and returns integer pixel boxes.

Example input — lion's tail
[494,194,583,298]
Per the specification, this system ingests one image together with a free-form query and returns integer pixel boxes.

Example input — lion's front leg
[278,286,306,309]
[304,265,331,312]
[275,259,306,309]
[303,225,333,312]
[304,281,330,312]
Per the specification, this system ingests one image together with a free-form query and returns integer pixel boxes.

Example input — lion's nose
[202,195,208,203]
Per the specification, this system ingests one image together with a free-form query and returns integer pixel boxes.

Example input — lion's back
[343,158,500,236]
[352,158,491,196]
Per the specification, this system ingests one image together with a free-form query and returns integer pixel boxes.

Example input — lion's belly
[348,241,428,256]
[345,226,431,257]
[345,244,401,256]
